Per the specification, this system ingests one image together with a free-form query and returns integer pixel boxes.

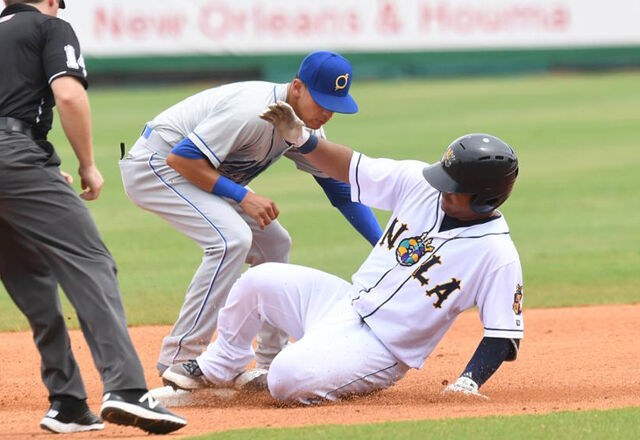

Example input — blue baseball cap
[297,51,358,114]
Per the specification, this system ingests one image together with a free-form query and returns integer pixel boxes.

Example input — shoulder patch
[512,284,524,315]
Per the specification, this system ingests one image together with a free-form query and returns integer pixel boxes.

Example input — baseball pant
[0,134,147,399]
[197,263,409,403]
[120,136,290,371]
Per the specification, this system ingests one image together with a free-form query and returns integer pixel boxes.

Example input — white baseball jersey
[193,152,523,402]
[148,81,326,186]
[348,153,524,369]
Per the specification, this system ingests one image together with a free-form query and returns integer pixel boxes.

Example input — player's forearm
[302,138,353,183]
[166,154,219,192]
[459,337,518,387]
[51,77,94,168]
[259,101,354,181]
[443,337,517,398]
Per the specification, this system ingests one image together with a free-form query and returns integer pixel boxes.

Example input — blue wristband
[298,134,319,154]
[212,176,248,203]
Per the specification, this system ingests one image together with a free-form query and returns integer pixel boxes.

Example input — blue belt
[142,124,153,139]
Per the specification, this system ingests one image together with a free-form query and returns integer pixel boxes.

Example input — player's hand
[78,164,104,201]
[239,192,279,229]
[60,170,74,185]
[441,376,488,400]
[259,101,310,147]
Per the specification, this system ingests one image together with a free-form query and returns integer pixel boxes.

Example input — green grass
[189,407,640,440]
[1,71,640,330]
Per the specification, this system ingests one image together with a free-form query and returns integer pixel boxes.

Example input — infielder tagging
[119,52,382,376]
[162,102,523,402]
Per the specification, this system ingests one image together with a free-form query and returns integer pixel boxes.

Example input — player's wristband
[297,134,319,154]
[212,176,248,203]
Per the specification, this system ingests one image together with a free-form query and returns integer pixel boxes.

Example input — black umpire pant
[0,132,147,400]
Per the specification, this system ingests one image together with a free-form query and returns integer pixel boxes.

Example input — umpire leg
[0,139,146,393]
[0,218,87,399]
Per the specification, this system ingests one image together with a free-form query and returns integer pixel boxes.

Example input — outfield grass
[190,407,640,440]
[1,71,639,330]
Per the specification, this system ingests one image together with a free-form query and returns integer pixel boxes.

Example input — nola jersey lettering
[369,216,463,312]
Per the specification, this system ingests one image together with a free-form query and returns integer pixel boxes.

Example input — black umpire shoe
[40,400,104,434]
[100,389,187,434]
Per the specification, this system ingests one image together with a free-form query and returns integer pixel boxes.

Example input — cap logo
[442,147,456,167]
[334,74,349,91]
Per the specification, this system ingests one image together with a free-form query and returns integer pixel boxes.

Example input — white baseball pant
[197,262,409,403]
[119,134,290,371]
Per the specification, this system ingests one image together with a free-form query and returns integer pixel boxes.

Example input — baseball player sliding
[162,101,524,402]
[119,52,382,376]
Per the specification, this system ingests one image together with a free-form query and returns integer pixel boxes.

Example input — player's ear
[291,78,305,98]
[47,0,59,15]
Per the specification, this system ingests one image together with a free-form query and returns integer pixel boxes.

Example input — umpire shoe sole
[39,400,104,434]
[100,391,186,434]
[40,412,104,434]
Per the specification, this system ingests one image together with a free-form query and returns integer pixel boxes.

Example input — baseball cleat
[40,401,104,434]
[100,390,187,434]
[162,359,213,391]
[156,361,169,377]
[234,368,269,391]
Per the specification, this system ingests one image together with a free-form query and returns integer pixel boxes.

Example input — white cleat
[234,368,269,391]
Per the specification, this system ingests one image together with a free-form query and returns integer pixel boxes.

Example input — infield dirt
[1,304,639,439]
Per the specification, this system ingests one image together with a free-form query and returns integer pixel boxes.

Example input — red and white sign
[54,0,640,56]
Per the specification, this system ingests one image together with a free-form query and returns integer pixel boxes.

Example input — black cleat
[40,400,104,434]
[100,390,187,434]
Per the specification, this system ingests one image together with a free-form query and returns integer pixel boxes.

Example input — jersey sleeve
[171,137,207,159]
[41,19,87,88]
[477,261,524,339]
[348,152,427,211]
[187,112,261,168]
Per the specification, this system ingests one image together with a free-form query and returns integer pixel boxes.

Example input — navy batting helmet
[422,133,519,214]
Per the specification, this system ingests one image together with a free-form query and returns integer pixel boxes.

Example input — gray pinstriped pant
[120,136,290,372]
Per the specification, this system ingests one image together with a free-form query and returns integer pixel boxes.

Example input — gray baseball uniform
[119,81,328,371]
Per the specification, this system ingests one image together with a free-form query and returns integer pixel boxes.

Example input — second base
[149,385,238,407]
